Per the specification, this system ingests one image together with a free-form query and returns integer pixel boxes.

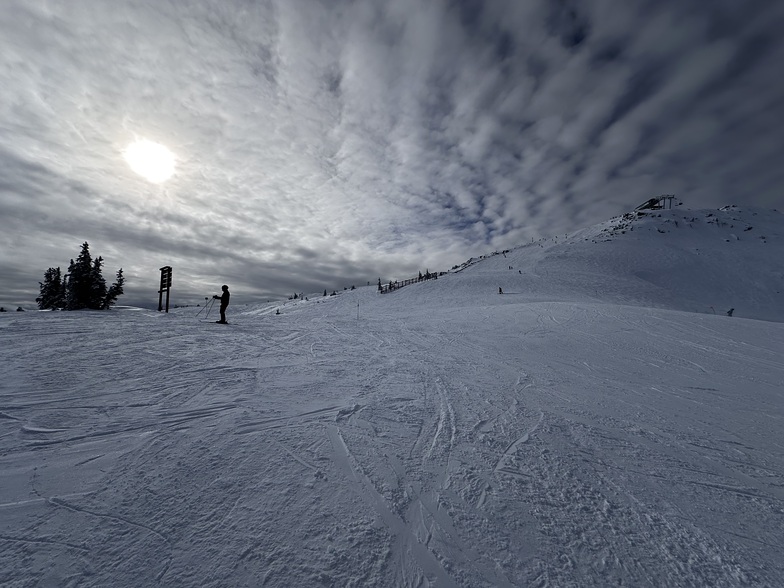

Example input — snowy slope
[1,207,783,587]
[449,205,784,322]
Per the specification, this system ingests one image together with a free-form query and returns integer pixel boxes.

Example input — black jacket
[215,291,230,306]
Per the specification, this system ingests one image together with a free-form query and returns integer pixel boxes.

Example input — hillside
[1,206,783,587]
[445,205,783,322]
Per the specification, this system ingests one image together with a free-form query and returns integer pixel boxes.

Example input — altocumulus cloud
[1,0,783,308]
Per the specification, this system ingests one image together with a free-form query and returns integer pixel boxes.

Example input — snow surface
[2,206,783,587]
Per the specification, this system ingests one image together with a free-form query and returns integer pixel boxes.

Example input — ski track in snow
[2,207,784,586]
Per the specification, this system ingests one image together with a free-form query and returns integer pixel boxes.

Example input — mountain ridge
[433,205,784,322]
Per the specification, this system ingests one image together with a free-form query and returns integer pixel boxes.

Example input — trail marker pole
[158,266,173,312]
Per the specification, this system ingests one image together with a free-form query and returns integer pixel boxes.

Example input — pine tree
[63,259,77,310]
[39,242,125,311]
[90,256,107,309]
[66,242,93,309]
[58,275,68,309]
[103,269,125,309]
[36,267,63,309]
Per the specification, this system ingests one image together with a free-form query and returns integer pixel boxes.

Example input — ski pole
[205,297,215,319]
[195,297,209,318]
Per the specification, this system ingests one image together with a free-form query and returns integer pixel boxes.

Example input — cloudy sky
[1,0,782,309]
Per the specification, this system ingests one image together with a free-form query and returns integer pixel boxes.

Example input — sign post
[158,266,172,312]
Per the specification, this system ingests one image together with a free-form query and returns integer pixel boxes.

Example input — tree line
[36,242,125,310]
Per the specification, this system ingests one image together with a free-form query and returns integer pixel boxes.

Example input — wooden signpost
[158,266,172,312]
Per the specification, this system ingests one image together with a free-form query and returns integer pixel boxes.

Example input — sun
[123,139,175,183]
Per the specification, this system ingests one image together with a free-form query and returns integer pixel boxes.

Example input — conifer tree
[66,242,93,309]
[103,269,125,309]
[36,267,64,310]
[90,256,107,309]
[63,258,77,310]
[58,275,68,309]
[39,242,125,311]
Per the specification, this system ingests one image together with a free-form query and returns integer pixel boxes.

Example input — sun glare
[123,139,175,183]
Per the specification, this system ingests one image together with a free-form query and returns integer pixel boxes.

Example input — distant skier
[213,285,230,324]
[499,287,503,294]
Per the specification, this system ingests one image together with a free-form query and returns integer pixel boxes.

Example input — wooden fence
[379,274,439,294]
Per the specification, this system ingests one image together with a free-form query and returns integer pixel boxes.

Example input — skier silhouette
[213,285,230,324]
